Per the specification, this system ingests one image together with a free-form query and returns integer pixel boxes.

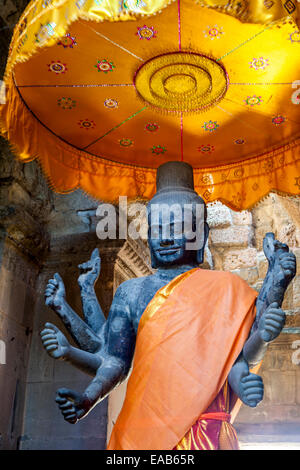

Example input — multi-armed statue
[41,161,296,450]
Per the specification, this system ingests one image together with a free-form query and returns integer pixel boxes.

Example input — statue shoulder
[114,275,154,302]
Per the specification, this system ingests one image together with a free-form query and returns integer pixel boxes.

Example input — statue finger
[40,332,56,340]
[265,318,285,329]
[245,393,263,402]
[244,386,264,396]
[79,261,88,270]
[266,310,285,320]
[43,339,58,347]
[45,288,55,296]
[62,407,76,417]
[56,387,78,401]
[241,374,262,383]
[59,401,74,410]
[46,344,58,352]
[247,400,259,407]
[47,278,58,287]
[40,329,55,336]
[279,253,296,260]
[45,322,59,332]
[91,248,100,259]
[281,262,296,271]
[55,395,68,405]
[54,273,64,285]
[243,381,263,391]
[45,284,55,291]
[263,325,279,336]
[63,411,77,419]
[268,302,279,309]
[65,415,77,424]
[58,401,73,410]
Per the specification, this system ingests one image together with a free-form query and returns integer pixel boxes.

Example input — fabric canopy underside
[1,0,300,210]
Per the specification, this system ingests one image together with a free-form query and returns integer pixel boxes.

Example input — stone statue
[41,161,296,450]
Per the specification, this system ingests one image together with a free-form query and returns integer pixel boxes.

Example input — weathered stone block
[292,276,300,308]
[263,370,296,405]
[207,202,232,228]
[231,210,252,226]
[210,226,253,247]
[282,282,294,310]
[223,248,257,271]
[257,251,268,280]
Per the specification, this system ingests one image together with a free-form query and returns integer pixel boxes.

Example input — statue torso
[118,266,198,334]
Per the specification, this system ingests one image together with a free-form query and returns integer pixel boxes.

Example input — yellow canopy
[1,0,300,209]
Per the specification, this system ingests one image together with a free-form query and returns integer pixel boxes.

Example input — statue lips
[157,247,181,256]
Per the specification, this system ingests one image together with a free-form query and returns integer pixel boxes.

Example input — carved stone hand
[273,251,297,288]
[55,388,90,424]
[44,273,66,310]
[263,232,296,289]
[238,373,264,408]
[40,322,70,360]
[78,248,101,290]
[258,302,286,343]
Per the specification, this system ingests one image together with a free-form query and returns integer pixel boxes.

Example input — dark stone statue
[41,161,296,428]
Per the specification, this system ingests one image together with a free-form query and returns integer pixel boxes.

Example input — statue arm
[54,286,136,424]
[78,249,106,334]
[40,322,102,376]
[243,234,296,367]
[80,288,105,335]
[45,273,102,353]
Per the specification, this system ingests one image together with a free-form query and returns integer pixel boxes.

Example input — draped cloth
[174,380,239,450]
[107,268,258,450]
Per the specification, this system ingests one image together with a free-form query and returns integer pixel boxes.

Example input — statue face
[147,198,207,267]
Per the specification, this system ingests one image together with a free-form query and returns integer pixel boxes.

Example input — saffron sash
[107,268,257,450]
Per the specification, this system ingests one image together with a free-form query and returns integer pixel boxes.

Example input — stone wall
[0,138,51,450]
[19,191,125,450]
[206,196,300,448]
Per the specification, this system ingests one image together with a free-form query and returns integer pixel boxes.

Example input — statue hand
[258,302,286,342]
[274,251,296,287]
[45,273,66,310]
[263,233,296,286]
[263,233,288,266]
[78,248,101,290]
[40,322,70,360]
[239,373,264,407]
[55,388,90,424]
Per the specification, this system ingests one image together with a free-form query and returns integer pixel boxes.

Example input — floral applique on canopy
[1,0,300,209]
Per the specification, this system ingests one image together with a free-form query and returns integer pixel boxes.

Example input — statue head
[147,161,209,268]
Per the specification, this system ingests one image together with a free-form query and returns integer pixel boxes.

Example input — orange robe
[107,268,257,450]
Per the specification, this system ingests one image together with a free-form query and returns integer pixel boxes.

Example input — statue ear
[196,222,210,265]
[149,244,159,269]
[148,225,159,269]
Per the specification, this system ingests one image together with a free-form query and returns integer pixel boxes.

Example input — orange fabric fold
[107,268,258,450]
